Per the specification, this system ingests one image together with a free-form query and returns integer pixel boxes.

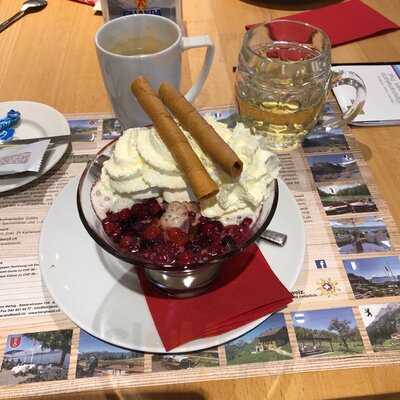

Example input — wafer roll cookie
[159,82,243,178]
[131,76,218,200]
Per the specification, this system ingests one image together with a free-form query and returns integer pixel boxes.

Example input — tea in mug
[109,36,169,56]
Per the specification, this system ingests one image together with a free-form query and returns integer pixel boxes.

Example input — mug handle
[321,70,367,129]
[181,35,215,102]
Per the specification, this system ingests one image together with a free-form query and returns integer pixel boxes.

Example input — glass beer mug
[235,20,366,152]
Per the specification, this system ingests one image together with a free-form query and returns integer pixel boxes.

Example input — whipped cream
[92,116,280,224]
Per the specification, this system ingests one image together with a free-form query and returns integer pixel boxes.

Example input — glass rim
[243,19,331,64]
[76,140,280,272]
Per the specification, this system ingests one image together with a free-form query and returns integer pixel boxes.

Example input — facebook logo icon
[315,259,327,269]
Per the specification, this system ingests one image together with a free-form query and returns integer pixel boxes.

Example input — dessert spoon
[260,230,287,247]
[0,0,47,34]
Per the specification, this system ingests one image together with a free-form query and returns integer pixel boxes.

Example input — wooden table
[0,0,400,399]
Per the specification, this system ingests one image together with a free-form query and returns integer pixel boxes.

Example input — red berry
[167,228,188,246]
[119,234,140,252]
[119,234,133,249]
[199,250,211,262]
[131,203,149,221]
[146,198,163,217]
[153,245,177,264]
[140,250,151,261]
[185,240,202,253]
[224,225,241,239]
[143,225,161,240]
[105,211,119,222]
[198,234,212,248]
[241,217,253,228]
[117,208,131,221]
[198,216,211,225]
[130,221,146,233]
[200,223,219,237]
[213,221,224,232]
[176,250,195,265]
[222,224,251,245]
[141,250,157,263]
[103,220,122,239]
[239,224,251,241]
[102,216,112,225]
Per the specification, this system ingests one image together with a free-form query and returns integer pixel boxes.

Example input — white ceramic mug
[95,14,215,128]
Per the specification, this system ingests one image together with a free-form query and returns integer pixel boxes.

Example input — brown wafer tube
[159,82,243,178]
[131,76,218,200]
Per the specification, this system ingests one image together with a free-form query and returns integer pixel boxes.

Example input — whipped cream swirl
[93,116,279,224]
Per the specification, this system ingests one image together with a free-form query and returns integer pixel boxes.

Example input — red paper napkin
[246,0,399,47]
[69,0,95,5]
[138,244,293,351]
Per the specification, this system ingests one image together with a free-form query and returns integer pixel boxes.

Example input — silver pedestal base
[144,263,221,298]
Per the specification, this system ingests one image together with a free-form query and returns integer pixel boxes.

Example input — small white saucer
[39,177,305,353]
[0,101,70,193]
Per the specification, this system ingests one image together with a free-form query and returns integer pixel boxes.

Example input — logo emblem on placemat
[317,278,340,297]
[10,336,21,348]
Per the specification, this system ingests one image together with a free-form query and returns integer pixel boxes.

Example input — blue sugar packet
[0,128,15,142]
[0,109,21,142]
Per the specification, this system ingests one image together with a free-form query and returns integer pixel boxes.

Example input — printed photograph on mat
[76,330,144,378]
[68,119,97,142]
[102,118,123,140]
[302,126,349,154]
[306,153,361,183]
[317,182,377,216]
[224,314,292,365]
[0,329,73,385]
[330,216,391,254]
[360,303,400,352]
[292,308,364,358]
[152,348,219,371]
[344,256,400,299]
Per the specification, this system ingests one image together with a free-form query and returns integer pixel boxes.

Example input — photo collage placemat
[0,104,399,398]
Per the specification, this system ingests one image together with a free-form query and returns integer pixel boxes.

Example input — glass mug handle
[321,70,367,129]
[181,36,215,102]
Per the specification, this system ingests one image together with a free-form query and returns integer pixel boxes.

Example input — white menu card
[332,63,400,126]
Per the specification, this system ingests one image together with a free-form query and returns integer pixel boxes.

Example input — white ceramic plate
[0,101,70,193]
[39,177,305,353]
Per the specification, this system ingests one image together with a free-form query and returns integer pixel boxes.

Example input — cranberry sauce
[101,198,253,266]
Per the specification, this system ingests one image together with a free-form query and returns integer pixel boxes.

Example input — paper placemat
[0,105,399,398]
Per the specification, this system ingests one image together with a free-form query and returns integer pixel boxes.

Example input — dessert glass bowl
[77,140,279,297]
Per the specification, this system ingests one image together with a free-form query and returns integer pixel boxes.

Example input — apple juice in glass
[235,20,366,152]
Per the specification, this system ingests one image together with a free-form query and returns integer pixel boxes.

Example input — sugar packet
[0,140,50,175]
